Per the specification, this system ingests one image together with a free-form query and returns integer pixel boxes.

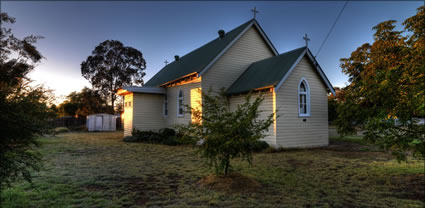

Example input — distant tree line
[52,87,116,118]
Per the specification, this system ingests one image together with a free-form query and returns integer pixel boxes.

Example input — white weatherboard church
[117,18,335,148]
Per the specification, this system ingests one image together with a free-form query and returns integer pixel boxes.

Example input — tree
[57,87,110,117]
[178,89,275,175]
[81,40,146,111]
[336,6,425,160]
[0,13,54,187]
[328,87,344,124]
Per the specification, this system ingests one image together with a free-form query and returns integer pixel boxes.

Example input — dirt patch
[391,174,425,202]
[197,173,261,193]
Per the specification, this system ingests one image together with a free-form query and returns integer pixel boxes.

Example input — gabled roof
[144,19,278,87]
[226,47,335,95]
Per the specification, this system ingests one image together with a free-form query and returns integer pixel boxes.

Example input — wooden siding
[202,26,274,92]
[190,88,202,123]
[132,93,166,132]
[166,81,202,127]
[229,91,276,145]
[275,56,329,147]
[123,93,133,136]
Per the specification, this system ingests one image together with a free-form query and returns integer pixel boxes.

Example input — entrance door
[95,116,103,131]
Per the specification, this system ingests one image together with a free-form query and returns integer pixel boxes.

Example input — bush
[123,136,138,142]
[252,140,269,152]
[126,128,182,145]
[159,128,176,137]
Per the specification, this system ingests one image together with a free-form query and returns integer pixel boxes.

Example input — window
[177,89,184,117]
[128,101,131,107]
[163,94,168,117]
[298,78,310,117]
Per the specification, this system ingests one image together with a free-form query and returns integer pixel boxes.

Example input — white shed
[86,114,116,131]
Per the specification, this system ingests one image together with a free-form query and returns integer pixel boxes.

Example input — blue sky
[2,1,423,101]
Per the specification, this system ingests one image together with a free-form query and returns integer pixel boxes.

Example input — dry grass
[1,131,424,207]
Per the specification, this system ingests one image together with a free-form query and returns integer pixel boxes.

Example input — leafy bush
[178,89,275,175]
[252,140,269,152]
[159,128,176,137]
[126,128,182,145]
[122,136,138,142]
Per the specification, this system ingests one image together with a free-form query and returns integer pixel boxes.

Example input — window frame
[298,78,311,117]
[177,89,184,117]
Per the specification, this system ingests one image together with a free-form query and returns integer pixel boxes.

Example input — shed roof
[117,86,166,95]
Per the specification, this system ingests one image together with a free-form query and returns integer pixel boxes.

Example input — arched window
[177,89,184,117]
[298,78,310,117]
[163,94,168,117]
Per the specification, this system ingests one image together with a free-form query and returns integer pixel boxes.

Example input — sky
[1,1,423,102]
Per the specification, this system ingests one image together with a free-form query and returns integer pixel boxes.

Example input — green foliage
[0,13,54,187]
[126,128,180,145]
[337,6,425,160]
[252,140,270,153]
[328,98,338,124]
[81,40,146,111]
[178,89,275,175]
[57,87,110,117]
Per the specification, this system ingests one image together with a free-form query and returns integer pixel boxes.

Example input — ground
[1,132,424,208]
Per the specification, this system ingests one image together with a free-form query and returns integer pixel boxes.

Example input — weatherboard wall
[131,93,166,133]
[123,93,133,136]
[165,81,202,127]
[229,91,276,145]
[202,26,274,93]
[275,56,329,147]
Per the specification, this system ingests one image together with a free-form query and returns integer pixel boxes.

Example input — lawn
[1,132,424,208]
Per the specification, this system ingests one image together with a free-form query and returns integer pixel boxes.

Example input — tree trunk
[224,156,230,175]
[111,95,115,114]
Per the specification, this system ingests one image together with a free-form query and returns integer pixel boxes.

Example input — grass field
[1,132,424,207]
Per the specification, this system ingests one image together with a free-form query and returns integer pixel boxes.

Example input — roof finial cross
[251,7,259,19]
[164,60,169,65]
[303,33,310,48]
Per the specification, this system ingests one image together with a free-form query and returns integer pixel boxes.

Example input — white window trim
[177,89,184,117]
[163,94,168,117]
[298,78,311,117]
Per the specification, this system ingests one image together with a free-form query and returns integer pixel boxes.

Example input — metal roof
[145,19,279,87]
[118,86,165,95]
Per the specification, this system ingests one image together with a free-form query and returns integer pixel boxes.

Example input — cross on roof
[251,7,259,19]
[303,34,310,48]
[164,60,169,65]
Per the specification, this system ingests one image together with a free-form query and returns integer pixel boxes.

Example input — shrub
[159,128,176,137]
[252,140,269,152]
[127,128,182,145]
[123,136,138,142]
